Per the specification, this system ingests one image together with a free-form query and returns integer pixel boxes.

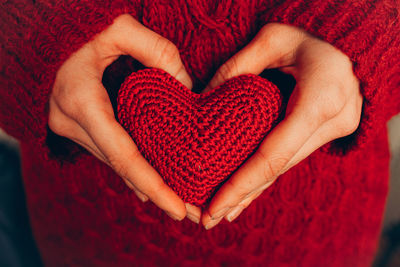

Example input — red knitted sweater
[1,1,400,266]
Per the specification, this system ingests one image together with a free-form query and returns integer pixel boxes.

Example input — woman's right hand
[48,14,199,222]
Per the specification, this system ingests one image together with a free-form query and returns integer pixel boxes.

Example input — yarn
[117,68,282,206]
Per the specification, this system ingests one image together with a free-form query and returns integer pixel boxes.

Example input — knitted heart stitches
[117,68,282,207]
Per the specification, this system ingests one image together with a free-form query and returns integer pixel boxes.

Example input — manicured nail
[165,211,182,221]
[205,217,223,230]
[226,206,244,222]
[186,213,200,224]
[211,207,230,220]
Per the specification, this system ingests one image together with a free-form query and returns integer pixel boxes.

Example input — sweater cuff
[0,1,140,151]
[259,0,400,154]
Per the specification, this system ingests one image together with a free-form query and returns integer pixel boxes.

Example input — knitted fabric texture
[117,68,282,206]
[1,0,400,266]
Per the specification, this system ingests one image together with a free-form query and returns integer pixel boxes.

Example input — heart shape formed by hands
[117,68,282,207]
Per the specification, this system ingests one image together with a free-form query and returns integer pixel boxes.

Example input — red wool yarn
[117,68,282,206]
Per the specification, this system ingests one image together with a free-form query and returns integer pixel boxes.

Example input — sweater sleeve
[0,0,140,150]
[259,0,400,154]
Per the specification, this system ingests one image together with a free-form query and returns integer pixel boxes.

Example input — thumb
[95,14,193,89]
[203,23,307,93]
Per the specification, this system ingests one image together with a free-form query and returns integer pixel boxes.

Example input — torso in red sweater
[1,0,400,266]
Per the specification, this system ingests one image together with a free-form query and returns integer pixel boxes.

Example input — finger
[204,48,357,224]
[203,186,266,228]
[185,203,201,224]
[48,98,107,162]
[203,186,265,229]
[49,99,151,202]
[123,178,149,203]
[284,93,362,170]
[98,14,192,89]
[224,187,265,223]
[50,115,150,203]
[71,138,106,163]
[203,23,307,92]
[202,177,271,229]
[92,119,186,219]
[204,215,224,230]
[76,101,186,220]
[203,85,327,223]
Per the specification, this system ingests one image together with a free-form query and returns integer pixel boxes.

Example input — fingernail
[186,213,200,224]
[226,206,244,222]
[176,72,192,89]
[165,211,182,221]
[211,207,230,220]
[133,190,148,203]
[205,217,223,230]
[138,195,148,203]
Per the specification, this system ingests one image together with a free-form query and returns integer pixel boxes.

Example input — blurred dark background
[0,113,399,266]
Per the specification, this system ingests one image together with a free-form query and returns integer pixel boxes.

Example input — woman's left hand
[201,23,363,229]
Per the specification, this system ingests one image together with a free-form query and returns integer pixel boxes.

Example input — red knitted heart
[117,68,282,207]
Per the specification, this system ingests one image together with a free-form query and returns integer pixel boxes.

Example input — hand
[201,23,362,229]
[48,14,200,222]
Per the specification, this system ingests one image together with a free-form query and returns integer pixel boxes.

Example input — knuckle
[153,37,180,66]
[215,61,235,84]
[257,150,288,183]
[225,178,250,199]
[48,112,65,136]
[224,58,240,77]
[264,157,288,182]
[48,99,69,136]
[259,23,281,41]
[108,148,142,181]
[339,103,362,136]
[114,14,134,25]
[335,51,354,72]
[63,101,85,121]
[343,116,360,135]
[52,88,83,120]
[316,84,347,122]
